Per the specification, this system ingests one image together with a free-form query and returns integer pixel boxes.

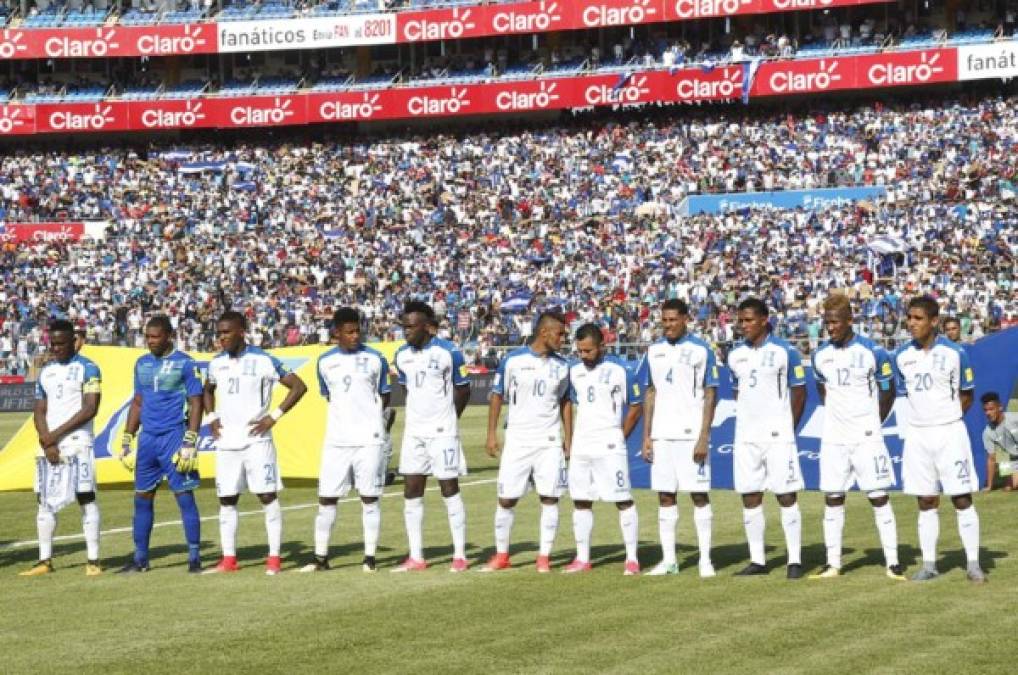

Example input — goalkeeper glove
[173,430,199,474]
[119,433,136,472]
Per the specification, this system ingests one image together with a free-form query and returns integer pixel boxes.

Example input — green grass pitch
[0,408,1014,673]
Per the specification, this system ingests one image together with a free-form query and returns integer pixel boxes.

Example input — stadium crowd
[0,93,1016,375]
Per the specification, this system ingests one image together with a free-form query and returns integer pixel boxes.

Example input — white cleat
[699,563,716,578]
[646,562,679,576]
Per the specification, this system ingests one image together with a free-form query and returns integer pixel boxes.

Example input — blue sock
[175,491,201,562]
[133,495,154,566]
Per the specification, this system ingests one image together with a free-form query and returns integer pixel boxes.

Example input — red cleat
[203,556,239,575]
[562,559,592,574]
[450,557,470,573]
[390,557,428,573]
[623,560,641,576]
[535,555,552,573]
[265,555,282,576]
[479,552,511,572]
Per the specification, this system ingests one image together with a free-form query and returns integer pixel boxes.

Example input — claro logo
[768,59,841,93]
[407,87,470,115]
[0,30,27,59]
[584,74,651,105]
[674,0,753,19]
[137,25,207,56]
[495,82,560,111]
[140,100,206,128]
[768,0,834,9]
[582,0,657,27]
[49,103,116,130]
[867,51,944,85]
[230,97,296,125]
[319,93,383,120]
[403,8,476,41]
[0,107,28,134]
[45,28,120,57]
[492,1,563,33]
[676,68,741,99]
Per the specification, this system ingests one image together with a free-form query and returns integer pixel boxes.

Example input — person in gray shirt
[981,392,1018,491]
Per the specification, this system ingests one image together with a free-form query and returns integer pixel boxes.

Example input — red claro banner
[0,24,215,59]
[0,49,963,136]
[0,222,85,242]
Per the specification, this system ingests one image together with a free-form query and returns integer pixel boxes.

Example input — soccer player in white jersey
[483,311,572,573]
[639,299,719,577]
[565,323,643,575]
[203,311,307,576]
[301,308,391,574]
[809,294,905,580]
[21,321,102,577]
[892,296,985,583]
[727,298,807,579]
[392,302,471,573]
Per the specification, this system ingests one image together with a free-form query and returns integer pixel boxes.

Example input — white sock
[918,508,940,565]
[219,505,238,557]
[264,499,282,557]
[444,493,467,560]
[404,497,424,561]
[872,503,899,567]
[620,505,639,563]
[494,505,515,554]
[539,503,559,557]
[658,505,678,566]
[693,504,713,567]
[37,507,56,561]
[743,506,765,566]
[362,501,380,557]
[314,504,337,558]
[781,503,802,565]
[573,509,593,563]
[956,506,980,564]
[823,505,845,569]
[80,502,100,561]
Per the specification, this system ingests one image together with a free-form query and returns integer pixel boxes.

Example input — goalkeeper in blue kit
[115,316,205,573]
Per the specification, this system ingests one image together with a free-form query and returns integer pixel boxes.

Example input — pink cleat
[390,558,428,573]
[265,556,282,576]
[450,558,470,573]
[562,559,592,574]
[623,560,641,576]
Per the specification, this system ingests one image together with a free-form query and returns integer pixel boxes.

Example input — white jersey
[638,334,719,441]
[492,346,570,445]
[812,334,893,444]
[208,345,292,450]
[318,344,391,446]
[568,355,642,450]
[35,354,102,450]
[394,337,469,438]
[727,335,806,444]
[892,336,974,428]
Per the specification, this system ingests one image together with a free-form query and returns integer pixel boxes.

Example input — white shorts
[319,443,385,498]
[399,435,466,480]
[215,439,284,497]
[34,449,96,510]
[498,440,567,499]
[569,453,632,503]
[651,440,711,493]
[819,440,896,493]
[733,441,804,494]
[902,421,976,496]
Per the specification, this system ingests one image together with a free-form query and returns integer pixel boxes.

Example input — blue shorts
[135,427,200,493]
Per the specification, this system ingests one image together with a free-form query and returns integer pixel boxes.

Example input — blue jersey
[134,349,204,434]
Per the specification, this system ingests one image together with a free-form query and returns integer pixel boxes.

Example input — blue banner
[683,186,887,215]
[628,328,1018,491]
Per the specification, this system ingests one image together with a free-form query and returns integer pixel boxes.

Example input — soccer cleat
[699,563,717,578]
[116,560,150,574]
[911,567,940,582]
[535,555,552,573]
[646,561,679,576]
[204,556,239,575]
[623,560,641,576]
[362,556,377,573]
[479,552,511,572]
[562,559,592,574]
[809,565,841,580]
[85,562,102,577]
[786,564,804,580]
[450,558,469,573]
[886,564,907,581]
[187,559,203,574]
[390,557,428,573]
[735,562,769,576]
[384,472,397,486]
[19,560,54,577]
[966,564,987,584]
[265,556,282,576]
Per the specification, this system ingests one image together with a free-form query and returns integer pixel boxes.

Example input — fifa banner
[627,328,1018,490]
[0,343,398,492]
[683,186,887,215]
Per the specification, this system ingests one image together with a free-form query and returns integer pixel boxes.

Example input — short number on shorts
[873,455,889,475]
[616,470,625,487]
[587,386,595,403]
[787,459,796,480]
[264,463,275,484]
[444,446,456,469]
[956,459,970,480]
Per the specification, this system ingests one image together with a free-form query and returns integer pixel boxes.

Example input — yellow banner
[0,342,402,492]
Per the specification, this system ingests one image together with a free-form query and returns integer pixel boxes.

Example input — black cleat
[298,557,331,573]
[786,563,804,580]
[362,556,377,573]
[385,471,397,486]
[735,563,769,576]
[187,559,203,574]
[116,561,150,574]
